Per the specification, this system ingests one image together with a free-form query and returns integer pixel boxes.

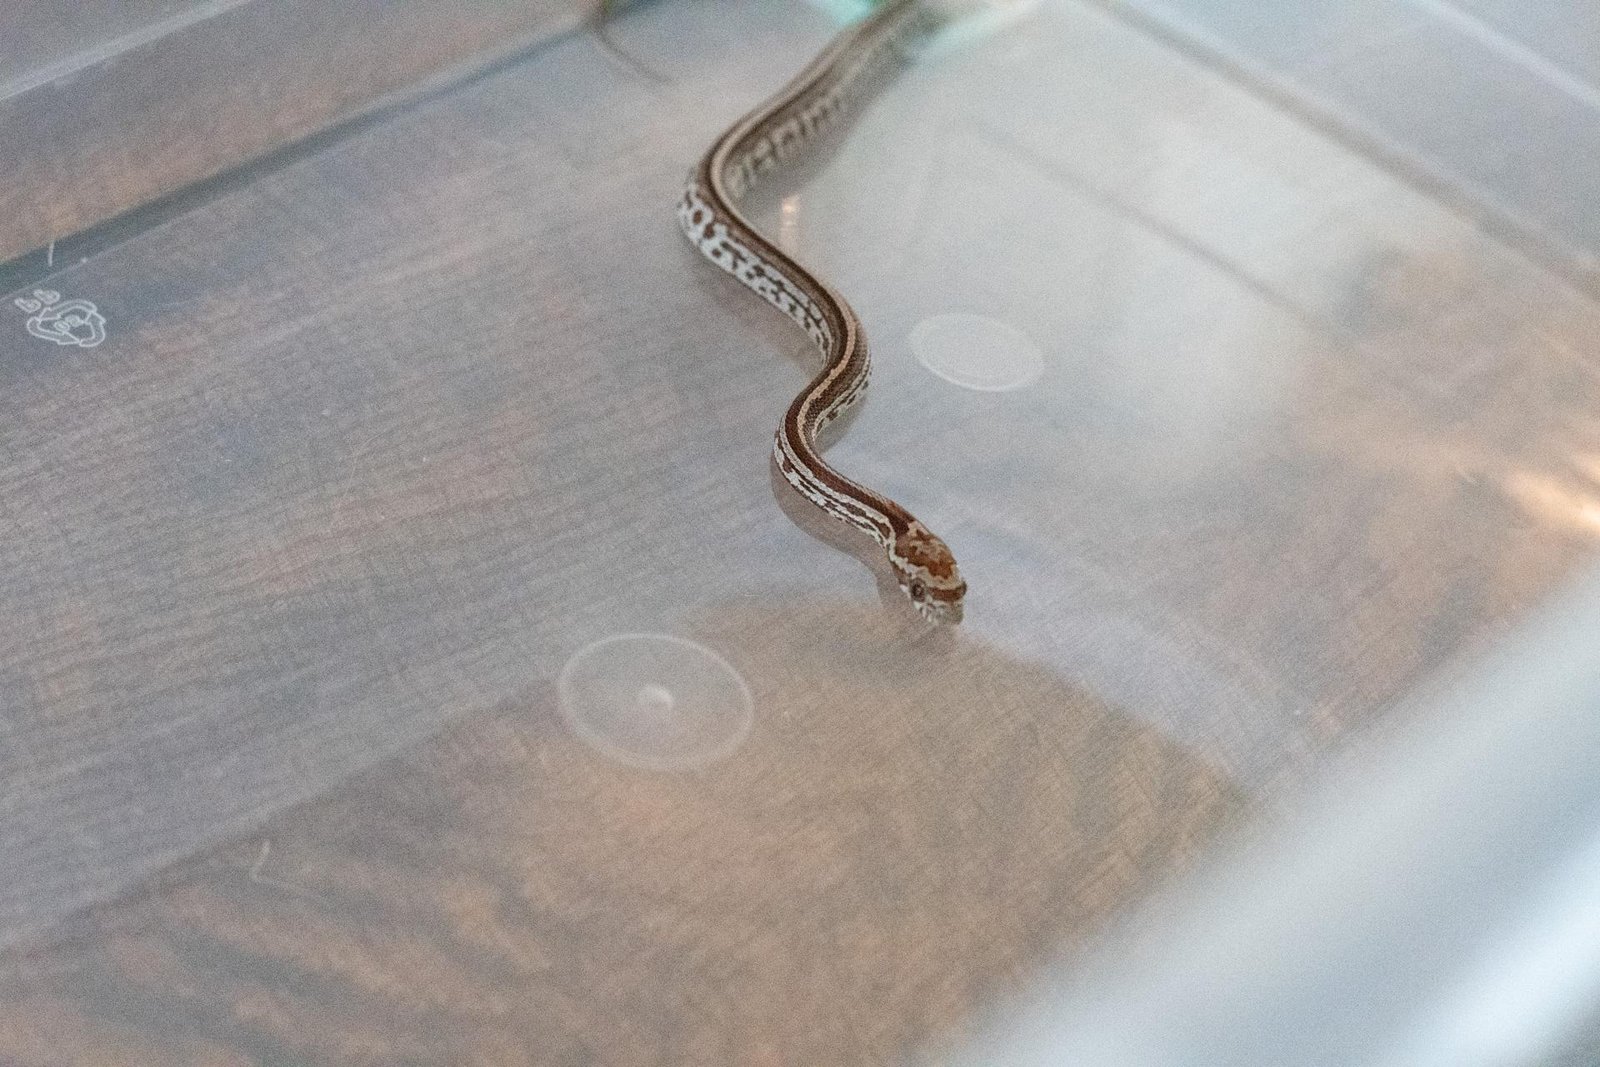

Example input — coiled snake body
[678,0,967,624]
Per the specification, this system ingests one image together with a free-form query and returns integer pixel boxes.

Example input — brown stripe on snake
[678,0,966,623]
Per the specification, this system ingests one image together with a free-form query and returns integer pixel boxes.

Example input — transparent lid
[2,0,1599,1060]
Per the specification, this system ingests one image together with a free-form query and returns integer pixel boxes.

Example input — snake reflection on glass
[678,0,967,624]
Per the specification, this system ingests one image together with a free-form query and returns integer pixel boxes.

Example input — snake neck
[679,0,940,552]
[707,0,939,208]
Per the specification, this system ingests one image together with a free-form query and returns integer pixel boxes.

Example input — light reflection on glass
[779,194,802,254]
[1501,469,1600,537]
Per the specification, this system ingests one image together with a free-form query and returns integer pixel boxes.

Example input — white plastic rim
[557,633,754,771]
[910,312,1046,391]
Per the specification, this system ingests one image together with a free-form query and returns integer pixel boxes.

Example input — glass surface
[1116,0,1600,278]
[742,0,1600,787]
[950,564,1600,1065]
[3,0,1600,1060]
[0,0,207,92]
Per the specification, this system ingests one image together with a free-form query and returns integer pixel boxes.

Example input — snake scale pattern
[678,0,967,624]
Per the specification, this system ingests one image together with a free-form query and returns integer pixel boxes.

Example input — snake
[677,0,967,624]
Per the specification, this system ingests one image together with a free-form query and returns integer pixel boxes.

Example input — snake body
[678,0,967,624]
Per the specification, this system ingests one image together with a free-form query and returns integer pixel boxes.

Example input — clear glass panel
[1,0,210,92]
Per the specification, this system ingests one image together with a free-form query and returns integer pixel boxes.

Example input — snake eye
[908,579,927,601]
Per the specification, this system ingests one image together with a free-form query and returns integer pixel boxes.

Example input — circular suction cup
[910,313,1044,392]
[558,634,754,771]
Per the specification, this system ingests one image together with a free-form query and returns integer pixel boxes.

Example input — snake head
[889,522,965,624]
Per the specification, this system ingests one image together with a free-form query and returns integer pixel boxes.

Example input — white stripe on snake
[678,0,966,624]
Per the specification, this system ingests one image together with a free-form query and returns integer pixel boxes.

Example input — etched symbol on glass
[12,289,106,348]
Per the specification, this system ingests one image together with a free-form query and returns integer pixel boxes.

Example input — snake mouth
[911,589,965,625]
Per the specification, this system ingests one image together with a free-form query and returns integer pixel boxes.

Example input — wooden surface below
[0,649,1234,1064]
[0,0,583,264]
[1,0,193,84]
